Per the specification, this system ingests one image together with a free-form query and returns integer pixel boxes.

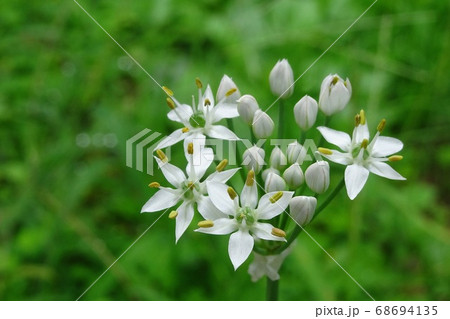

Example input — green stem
[250,126,256,145]
[317,116,330,146]
[266,278,279,301]
[227,119,246,182]
[278,100,285,139]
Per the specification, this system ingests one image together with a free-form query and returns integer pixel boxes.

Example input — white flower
[196,175,294,270]
[289,196,317,226]
[216,74,241,103]
[243,145,265,174]
[283,163,304,189]
[286,141,307,165]
[248,247,292,282]
[237,94,260,125]
[264,172,286,192]
[294,95,318,130]
[305,161,330,194]
[156,79,240,151]
[141,147,239,242]
[269,146,287,170]
[317,110,406,200]
[252,110,274,139]
[269,59,294,99]
[319,74,352,115]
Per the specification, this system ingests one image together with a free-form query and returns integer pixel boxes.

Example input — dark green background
[1,0,449,300]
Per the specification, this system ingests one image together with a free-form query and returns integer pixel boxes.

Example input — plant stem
[278,99,285,139]
[266,278,279,301]
[227,118,246,181]
[317,116,330,146]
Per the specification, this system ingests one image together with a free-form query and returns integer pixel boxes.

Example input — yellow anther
[216,159,228,172]
[388,155,403,162]
[359,110,366,125]
[360,139,369,149]
[271,227,286,238]
[198,220,214,228]
[318,147,333,155]
[227,187,237,200]
[225,88,237,97]
[377,119,386,132]
[331,76,339,85]
[166,97,175,109]
[187,142,194,155]
[269,191,283,203]
[246,170,255,186]
[148,182,160,188]
[182,127,190,133]
[162,86,173,97]
[168,211,178,219]
[156,149,168,162]
[355,114,361,127]
[195,77,203,89]
[204,98,211,106]
[187,181,195,190]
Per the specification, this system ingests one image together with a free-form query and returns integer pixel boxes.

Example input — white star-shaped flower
[317,110,406,200]
[195,172,294,270]
[141,146,239,242]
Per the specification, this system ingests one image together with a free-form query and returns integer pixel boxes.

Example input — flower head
[269,59,294,99]
[319,74,352,115]
[318,110,406,199]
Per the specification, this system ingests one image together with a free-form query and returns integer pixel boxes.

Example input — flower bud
[269,146,287,170]
[252,110,274,139]
[305,161,330,194]
[262,167,280,183]
[264,172,286,193]
[269,59,294,99]
[286,141,307,165]
[289,196,317,226]
[237,94,259,125]
[283,163,304,189]
[216,74,240,102]
[242,145,265,174]
[318,74,352,115]
[294,95,318,130]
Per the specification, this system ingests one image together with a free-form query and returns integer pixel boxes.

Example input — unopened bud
[237,94,259,125]
[252,110,274,139]
[265,172,286,193]
[305,161,330,194]
[269,59,294,99]
[294,95,318,130]
[283,163,304,189]
[262,167,280,183]
[287,142,307,164]
[289,196,317,226]
[242,146,265,174]
[270,146,287,170]
[216,74,240,102]
[318,74,352,115]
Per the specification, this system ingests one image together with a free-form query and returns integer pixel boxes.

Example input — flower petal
[240,182,258,209]
[344,164,369,200]
[206,181,236,216]
[207,125,239,140]
[353,123,370,144]
[197,196,229,220]
[155,157,186,188]
[206,168,240,183]
[228,228,254,270]
[252,222,286,242]
[368,161,406,180]
[155,128,186,149]
[213,102,239,122]
[257,191,294,220]
[187,147,214,180]
[195,218,237,235]
[320,150,353,165]
[175,202,195,243]
[317,126,351,151]
[371,136,404,157]
[140,188,181,212]
[167,103,193,124]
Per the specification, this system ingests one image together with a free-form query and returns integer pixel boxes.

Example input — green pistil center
[236,206,256,226]
[189,112,206,128]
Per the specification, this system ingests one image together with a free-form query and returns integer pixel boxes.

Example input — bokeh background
[1,0,449,300]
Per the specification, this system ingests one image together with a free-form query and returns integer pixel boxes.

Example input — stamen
[204,98,211,106]
[225,88,237,97]
[377,119,386,132]
[271,227,286,238]
[227,187,237,200]
[187,181,195,190]
[195,77,203,89]
[198,220,214,228]
[166,98,175,109]
[318,147,333,155]
[187,142,194,155]
[156,149,168,162]
[331,76,339,86]
[269,191,283,203]
[216,159,228,172]
[360,139,369,149]
[182,127,189,133]
[148,182,160,188]
[246,170,255,186]
[162,86,173,97]
[168,211,178,219]
[388,155,403,162]
[355,114,361,127]
[359,110,366,125]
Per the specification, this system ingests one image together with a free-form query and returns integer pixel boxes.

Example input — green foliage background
[1,0,449,300]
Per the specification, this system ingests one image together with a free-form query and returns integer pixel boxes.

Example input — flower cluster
[140,61,405,280]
